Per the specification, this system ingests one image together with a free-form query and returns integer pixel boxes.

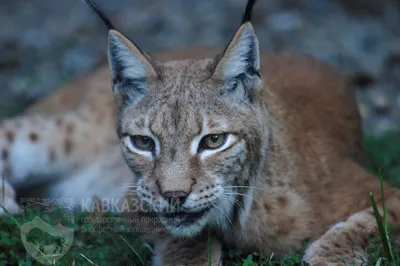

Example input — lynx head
[85,0,268,236]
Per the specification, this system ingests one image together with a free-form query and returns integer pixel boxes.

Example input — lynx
[1,0,400,265]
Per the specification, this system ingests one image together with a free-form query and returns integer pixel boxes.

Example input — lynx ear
[213,22,260,81]
[107,30,157,105]
[214,0,259,81]
[83,0,156,105]
[213,22,261,103]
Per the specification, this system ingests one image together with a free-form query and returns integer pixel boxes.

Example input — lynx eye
[201,133,227,149]
[130,135,155,151]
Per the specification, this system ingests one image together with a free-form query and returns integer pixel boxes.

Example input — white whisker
[115,183,140,193]
[224,192,263,208]
[211,202,233,227]
[219,194,245,209]
[223,185,268,193]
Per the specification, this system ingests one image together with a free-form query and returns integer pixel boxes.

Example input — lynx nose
[162,191,188,207]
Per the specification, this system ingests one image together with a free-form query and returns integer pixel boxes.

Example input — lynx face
[108,24,267,236]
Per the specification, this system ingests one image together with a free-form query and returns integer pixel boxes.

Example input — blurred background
[0,0,399,136]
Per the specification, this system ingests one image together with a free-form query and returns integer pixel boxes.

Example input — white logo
[19,198,74,265]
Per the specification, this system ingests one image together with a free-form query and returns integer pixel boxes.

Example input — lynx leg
[303,196,400,266]
[152,233,222,266]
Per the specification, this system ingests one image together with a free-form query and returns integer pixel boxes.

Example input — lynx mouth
[160,209,209,229]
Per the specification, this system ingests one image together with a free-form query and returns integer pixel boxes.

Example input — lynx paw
[0,179,20,215]
[303,221,368,266]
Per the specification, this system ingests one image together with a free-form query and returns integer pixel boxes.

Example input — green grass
[0,209,152,265]
[0,132,400,266]
[364,132,400,188]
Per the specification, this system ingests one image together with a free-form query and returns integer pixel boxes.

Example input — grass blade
[378,170,395,261]
[1,174,21,227]
[370,192,393,262]
[208,229,212,266]
[119,235,145,265]
[79,253,99,266]
[2,174,5,209]
[0,203,21,227]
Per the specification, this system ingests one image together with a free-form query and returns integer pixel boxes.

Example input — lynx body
[1,1,399,265]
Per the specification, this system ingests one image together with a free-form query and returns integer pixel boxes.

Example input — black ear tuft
[242,0,258,24]
[83,0,115,30]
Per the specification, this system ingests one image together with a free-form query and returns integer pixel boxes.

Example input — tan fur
[1,33,399,266]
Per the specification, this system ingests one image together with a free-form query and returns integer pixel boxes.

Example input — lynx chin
[1,0,399,265]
